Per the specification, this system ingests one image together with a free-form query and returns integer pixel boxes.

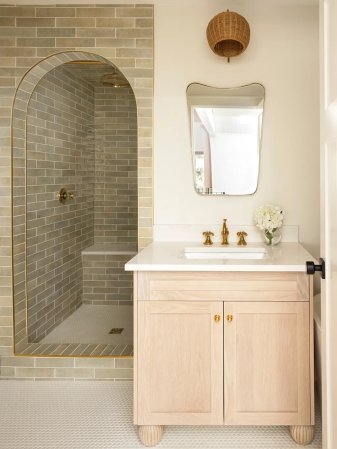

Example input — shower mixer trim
[57,188,75,204]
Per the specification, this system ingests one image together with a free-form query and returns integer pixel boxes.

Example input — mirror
[186,83,265,195]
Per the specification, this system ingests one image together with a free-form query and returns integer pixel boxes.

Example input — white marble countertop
[125,242,315,272]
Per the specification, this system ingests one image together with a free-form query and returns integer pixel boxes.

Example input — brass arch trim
[12,51,126,357]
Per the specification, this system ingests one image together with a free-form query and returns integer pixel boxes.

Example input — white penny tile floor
[0,381,322,449]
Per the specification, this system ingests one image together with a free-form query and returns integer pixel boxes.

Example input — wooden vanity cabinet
[134,271,314,446]
[137,300,223,425]
[224,301,310,425]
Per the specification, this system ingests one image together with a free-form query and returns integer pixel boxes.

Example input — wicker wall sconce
[206,10,250,62]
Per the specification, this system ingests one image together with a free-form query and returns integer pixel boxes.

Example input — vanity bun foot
[138,425,165,447]
[289,425,315,445]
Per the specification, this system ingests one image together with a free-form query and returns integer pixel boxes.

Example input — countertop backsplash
[153,224,299,243]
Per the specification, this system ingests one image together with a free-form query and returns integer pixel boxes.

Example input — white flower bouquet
[254,204,283,245]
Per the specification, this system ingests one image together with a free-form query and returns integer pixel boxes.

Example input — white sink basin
[184,245,267,260]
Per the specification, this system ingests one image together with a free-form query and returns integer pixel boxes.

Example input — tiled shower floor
[0,381,322,449]
[21,305,133,357]
[41,305,133,345]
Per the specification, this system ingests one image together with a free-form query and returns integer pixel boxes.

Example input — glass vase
[263,228,281,246]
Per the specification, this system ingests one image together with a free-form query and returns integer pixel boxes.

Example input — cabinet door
[137,301,223,425]
[224,301,311,425]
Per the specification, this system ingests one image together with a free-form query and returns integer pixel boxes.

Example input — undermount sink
[184,245,267,260]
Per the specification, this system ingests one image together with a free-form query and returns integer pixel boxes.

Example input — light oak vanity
[126,242,315,447]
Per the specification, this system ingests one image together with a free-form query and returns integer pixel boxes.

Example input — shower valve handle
[57,188,75,204]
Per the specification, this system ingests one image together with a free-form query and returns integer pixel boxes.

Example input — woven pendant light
[206,10,250,62]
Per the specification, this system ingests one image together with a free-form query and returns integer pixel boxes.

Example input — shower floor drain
[109,328,124,334]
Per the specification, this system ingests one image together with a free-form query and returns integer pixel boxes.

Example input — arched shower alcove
[12,51,141,357]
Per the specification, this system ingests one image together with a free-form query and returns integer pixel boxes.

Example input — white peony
[254,204,283,233]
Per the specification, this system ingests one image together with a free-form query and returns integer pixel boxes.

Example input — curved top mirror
[186,83,265,195]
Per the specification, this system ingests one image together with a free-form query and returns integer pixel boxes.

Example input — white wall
[0,0,320,256]
[153,1,319,256]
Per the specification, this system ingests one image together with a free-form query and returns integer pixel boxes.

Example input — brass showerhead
[100,73,130,88]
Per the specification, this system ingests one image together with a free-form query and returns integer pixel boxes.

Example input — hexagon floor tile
[0,381,321,449]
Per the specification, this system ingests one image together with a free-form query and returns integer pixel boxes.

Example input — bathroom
[0,0,331,447]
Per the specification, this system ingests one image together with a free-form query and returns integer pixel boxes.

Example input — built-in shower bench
[82,244,137,257]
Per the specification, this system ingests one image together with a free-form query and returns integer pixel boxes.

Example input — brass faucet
[237,231,248,246]
[221,219,229,245]
[203,231,214,246]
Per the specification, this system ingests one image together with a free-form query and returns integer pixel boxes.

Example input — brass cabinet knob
[214,314,221,322]
[226,314,233,323]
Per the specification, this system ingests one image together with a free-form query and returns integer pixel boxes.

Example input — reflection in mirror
[187,83,265,195]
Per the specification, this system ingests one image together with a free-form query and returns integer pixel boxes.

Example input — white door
[321,0,337,447]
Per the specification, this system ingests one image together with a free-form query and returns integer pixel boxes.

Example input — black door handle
[306,258,325,279]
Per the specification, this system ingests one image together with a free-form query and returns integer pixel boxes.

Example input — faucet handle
[203,231,214,246]
[237,231,248,246]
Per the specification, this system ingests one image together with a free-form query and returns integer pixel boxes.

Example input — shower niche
[12,54,138,357]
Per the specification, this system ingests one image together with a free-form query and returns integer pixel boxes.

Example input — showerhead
[100,73,130,88]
